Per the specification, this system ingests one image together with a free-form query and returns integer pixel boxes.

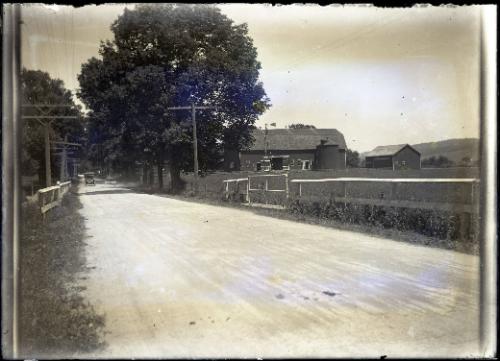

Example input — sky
[20,4,482,152]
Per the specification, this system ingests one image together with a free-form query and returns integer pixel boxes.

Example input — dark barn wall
[315,145,346,170]
[366,156,393,169]
[393,146,421,170]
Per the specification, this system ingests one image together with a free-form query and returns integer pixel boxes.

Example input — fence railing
[290,177,480,213]
[222,177,249,202]
[223,175,479,211]
[223,173,289,205]
[37,181,71,216]
[290,177,480,239]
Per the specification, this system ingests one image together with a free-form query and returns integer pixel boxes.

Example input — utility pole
[166,103,218,193]
[51,140,81,182]
[59,136,67,181]
[22,106,78,186]
[44,123,51,186]
[264,123,268,157]
[191,103,199,184]
[263,122,276,157]
[2,4,22,358]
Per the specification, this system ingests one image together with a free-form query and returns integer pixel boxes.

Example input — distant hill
[360,138,480,164]
[412,138,480,163]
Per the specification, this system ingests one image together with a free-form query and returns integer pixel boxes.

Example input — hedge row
[294,200,474,238]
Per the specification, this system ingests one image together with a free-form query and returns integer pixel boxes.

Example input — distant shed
[364,144,421,170]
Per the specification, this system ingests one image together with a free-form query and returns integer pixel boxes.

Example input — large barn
[224,128,347,171]
[364,144,421,170]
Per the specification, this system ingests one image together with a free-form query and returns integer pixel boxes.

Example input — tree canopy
[78,4,270,190]
[21,69,85,183]
[422,155,454,168]
[346,149,360,168]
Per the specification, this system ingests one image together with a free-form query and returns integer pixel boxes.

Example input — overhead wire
[281,13,404,70]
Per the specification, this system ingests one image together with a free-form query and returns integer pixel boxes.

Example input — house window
[271,157,284,170]
[401,160,407,166]
[290,159,295,166]
[302,160,311,170]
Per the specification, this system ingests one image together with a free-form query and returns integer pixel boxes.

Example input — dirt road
[77,183,480,358]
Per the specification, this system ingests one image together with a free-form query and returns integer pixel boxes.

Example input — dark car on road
[84,172,96,186]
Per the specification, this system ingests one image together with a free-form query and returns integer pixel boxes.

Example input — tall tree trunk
[38,153,46,186]
[126,161,133,180]
[157,155,164,191]
[142,163,148,185]
[168,153,184,193]
[148,164,154,187]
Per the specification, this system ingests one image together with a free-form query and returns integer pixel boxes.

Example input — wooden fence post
[458,211,470,240]
[246,178,250,203]
[342,181,347,207]
[390,182,397,201]
[285,174,289,199]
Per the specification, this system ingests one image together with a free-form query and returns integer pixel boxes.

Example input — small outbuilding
[364,144,421,170]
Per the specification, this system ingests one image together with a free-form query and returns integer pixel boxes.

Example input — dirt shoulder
[19,187,106,358]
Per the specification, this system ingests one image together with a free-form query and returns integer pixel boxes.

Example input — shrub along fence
[222,174,480,242]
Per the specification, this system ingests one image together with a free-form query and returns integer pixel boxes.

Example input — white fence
[37,181,71,215]
[223,173,289,205]
[223,175,479,212]
[290,177,480,213]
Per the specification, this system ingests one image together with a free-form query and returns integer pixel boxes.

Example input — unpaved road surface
[77,183,480,358]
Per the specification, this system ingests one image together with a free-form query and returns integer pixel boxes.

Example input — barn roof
[247,128,347,151]
[364,144,420,157]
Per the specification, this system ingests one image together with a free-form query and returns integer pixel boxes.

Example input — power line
[282,14,404,70]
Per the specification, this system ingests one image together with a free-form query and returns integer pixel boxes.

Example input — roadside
[19,187,106,358]
[132,184,479,256]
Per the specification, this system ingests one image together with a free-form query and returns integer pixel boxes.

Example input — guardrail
[37,181,71,216]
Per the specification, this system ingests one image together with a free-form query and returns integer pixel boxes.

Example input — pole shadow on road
[79,189,136,196]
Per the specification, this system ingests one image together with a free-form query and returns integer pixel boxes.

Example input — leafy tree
[21,69,85,184]
[78,4,270,191]
[436,155,454,167]
[289,123,316,129]
[459,156,473,167]
[422,155,454,168]
[346,149,360,168]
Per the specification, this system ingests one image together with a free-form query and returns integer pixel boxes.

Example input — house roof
[364,144,420,157]
[246,128,347,151]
